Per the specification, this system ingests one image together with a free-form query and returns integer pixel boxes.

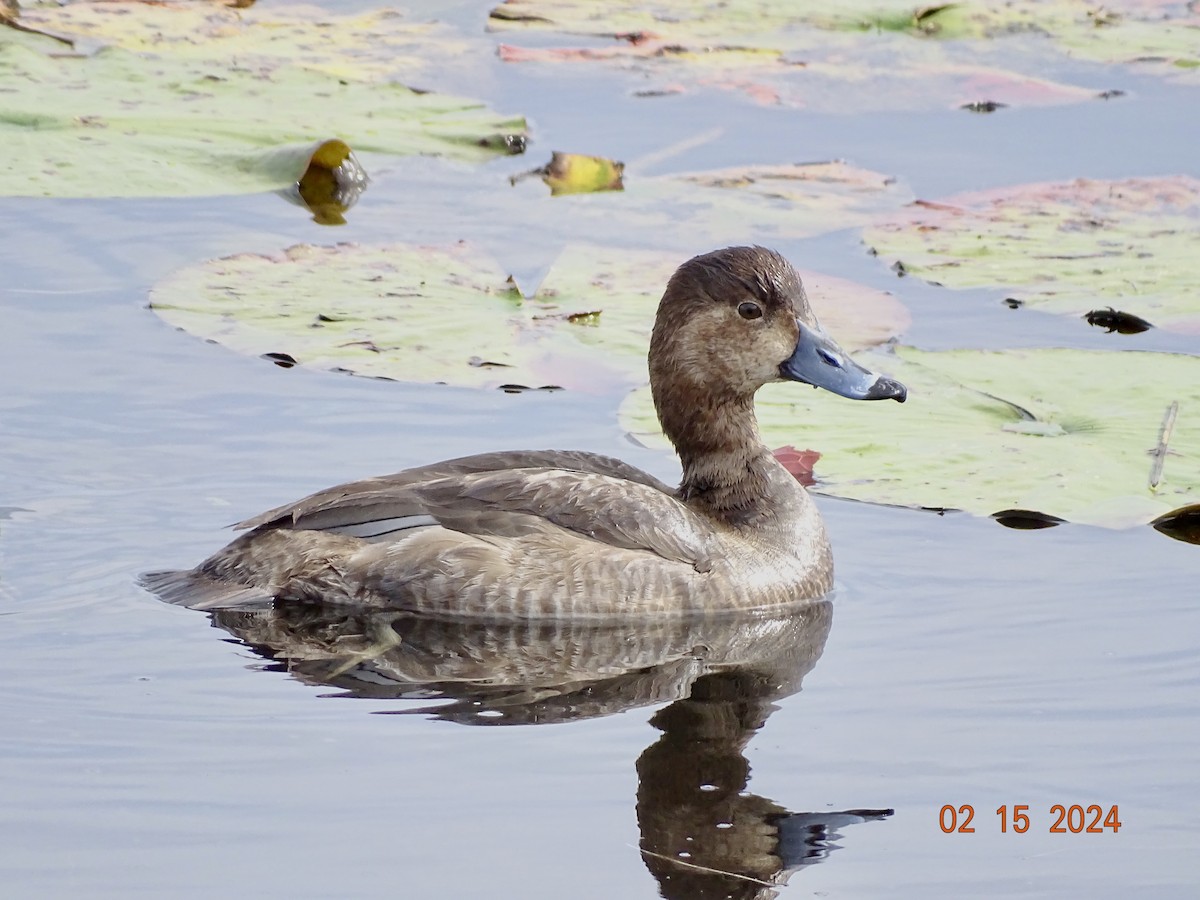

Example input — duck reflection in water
[206,600,892,897]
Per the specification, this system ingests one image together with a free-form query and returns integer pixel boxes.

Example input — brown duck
[143,246,905,619]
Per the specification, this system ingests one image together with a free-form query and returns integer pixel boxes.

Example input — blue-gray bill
[780,322,907,402]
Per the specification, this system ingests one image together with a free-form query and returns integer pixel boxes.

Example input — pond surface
[2,2,1198,897]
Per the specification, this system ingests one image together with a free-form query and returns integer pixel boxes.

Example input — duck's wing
[236,450,672,530]
[235,452,715,572]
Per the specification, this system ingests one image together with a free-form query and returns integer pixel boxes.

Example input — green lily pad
[19,1,476,83]
[864,176,1200,333]
[622,345,1200,528]
[1,3,526,198]
[149,242,908,390]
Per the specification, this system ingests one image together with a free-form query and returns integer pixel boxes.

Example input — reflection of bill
[206,599,891,894]
[636,656,891,899]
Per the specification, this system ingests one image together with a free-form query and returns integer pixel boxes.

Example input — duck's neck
[657,388,781,525]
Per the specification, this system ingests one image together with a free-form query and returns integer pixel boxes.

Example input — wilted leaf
[865,176,1200,333]
[512,151,626,195]
[274,139,370,226]
[149,242,908,390]
[622,346,1200,528]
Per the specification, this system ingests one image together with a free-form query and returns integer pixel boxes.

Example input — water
[1,2,1198,896]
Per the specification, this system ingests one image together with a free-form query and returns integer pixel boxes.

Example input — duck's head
[650,246,907,404]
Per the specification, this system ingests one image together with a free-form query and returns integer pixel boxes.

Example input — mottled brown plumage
[143,246,905,619]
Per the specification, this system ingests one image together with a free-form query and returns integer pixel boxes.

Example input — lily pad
[490,0,1200,99]
[622,345,1200,528]
[864,176,1200,333]
[502,161,914,249]
[488,0,1121,112]
[0,2,526,198]
[149,242,908,390]
[18,1,477,83]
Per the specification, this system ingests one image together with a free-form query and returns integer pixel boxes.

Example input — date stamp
[939,804,1122,834]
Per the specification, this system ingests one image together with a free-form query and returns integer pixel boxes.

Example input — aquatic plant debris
[487,0,1200,111]
[511,152,626,195]
[148,242,908,391]
[0,1,526,198]
[622,345,1200,528]
[865,176,1200,333]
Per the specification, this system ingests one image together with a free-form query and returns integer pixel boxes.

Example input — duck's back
[143,449,831,619]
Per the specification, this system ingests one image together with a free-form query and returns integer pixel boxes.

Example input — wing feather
[235,450,672,531]
[231,451,715,571]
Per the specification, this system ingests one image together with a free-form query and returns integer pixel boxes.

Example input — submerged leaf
[865,176,1200,333]
[622,346,1200,528]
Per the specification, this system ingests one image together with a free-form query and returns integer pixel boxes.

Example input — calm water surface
[1,2,1198,897]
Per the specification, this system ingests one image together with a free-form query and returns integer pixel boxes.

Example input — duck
[142,246,905,620]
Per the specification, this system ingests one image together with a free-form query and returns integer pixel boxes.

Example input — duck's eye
[738,301,763,320]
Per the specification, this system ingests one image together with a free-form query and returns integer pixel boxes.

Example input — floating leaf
[509,161,914,249]
[0,3,526,198]
[865,176,1200,334]
[21,1,479,84]
[489,0,1200,98]
[488,0,1116,112]
[149,242,908,390]
[622,346,1200,528]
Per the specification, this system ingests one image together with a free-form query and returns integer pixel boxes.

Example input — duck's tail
[139,569,276,611]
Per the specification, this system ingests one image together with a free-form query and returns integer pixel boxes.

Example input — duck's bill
[780,322,907,402]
